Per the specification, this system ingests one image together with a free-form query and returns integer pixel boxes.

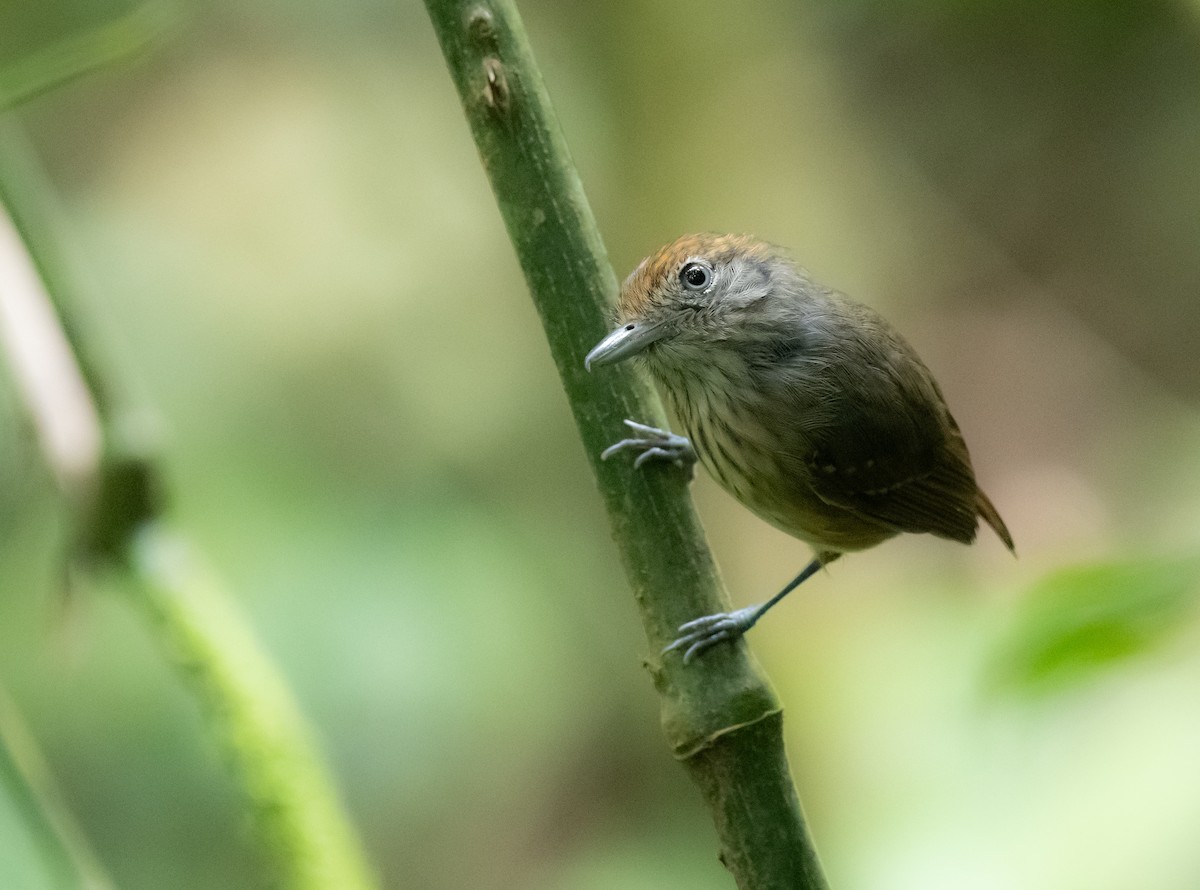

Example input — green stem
[0,684,114,890]
[0,123,376,890]
[421,2,828,887]
[0,2,183,112]
[0,119,118,423]
[124,525,376,890]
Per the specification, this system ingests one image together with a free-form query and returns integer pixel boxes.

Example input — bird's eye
[679,261,713,291]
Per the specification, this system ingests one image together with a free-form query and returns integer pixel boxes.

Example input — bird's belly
[682,405,893,554]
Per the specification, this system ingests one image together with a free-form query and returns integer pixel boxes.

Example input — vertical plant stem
[0,122,377,890]
[0,684,113,890]
[126,526,377,890]
[421,2,829,886]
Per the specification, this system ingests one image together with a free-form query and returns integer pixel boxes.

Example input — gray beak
[584,320,668,371]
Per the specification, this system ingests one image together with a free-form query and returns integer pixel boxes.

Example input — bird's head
[585,233,796,372]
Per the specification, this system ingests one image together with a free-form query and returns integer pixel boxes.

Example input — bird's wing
[800,377,983,545]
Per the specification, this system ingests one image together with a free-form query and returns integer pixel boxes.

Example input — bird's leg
[601,419,696,473]
[664,555,838,663]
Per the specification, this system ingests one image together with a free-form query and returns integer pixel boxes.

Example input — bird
[584,233,1014,663]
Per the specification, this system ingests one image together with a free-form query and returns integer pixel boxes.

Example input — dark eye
[679,261,713,291]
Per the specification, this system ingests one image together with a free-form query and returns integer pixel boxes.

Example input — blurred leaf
[988,557,1200,694]
[0,1,182,110]
[0,687,112,890]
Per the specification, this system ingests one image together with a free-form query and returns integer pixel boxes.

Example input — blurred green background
[4,0,1200,887]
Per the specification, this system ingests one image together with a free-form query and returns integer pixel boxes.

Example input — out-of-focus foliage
[0,1,181,110]
[0,734,75,890]
[3,0,1200,889]
[0,686,110,890]
[816,0,1200,401]
[989,558,1200,693]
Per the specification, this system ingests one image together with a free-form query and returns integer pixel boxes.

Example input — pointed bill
[584,320,668,371]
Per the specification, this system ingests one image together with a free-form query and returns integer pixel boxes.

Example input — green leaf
[0,689,112,890]
[987,557,1200,694]
[0,1,183,110]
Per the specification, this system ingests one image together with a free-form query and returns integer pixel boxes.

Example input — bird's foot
[662,605,761,663]
[601,420,696,472]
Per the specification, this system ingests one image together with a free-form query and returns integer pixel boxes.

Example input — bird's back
[649,286,1014,555]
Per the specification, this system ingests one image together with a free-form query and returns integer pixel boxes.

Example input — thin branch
[420,2,828,886]
[122,526,377,890]
[0,2,183,112]
[0,683,114,890]
[0,198,101,499]
[0,121,376,890]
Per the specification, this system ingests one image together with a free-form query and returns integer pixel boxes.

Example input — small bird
[585,234,1014,663]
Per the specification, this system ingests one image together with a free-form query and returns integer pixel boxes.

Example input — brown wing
[795,348,987,545]
[751,290,1014,551]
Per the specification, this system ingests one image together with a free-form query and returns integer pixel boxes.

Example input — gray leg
[664,555,837,663]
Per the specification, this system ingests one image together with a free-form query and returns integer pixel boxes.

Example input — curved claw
[622,420,673,437]
[662,606,761,663]
[601,419,696,472]
[633,447,675,469]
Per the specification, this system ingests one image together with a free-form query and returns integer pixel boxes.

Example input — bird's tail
[976,490,1015,554]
